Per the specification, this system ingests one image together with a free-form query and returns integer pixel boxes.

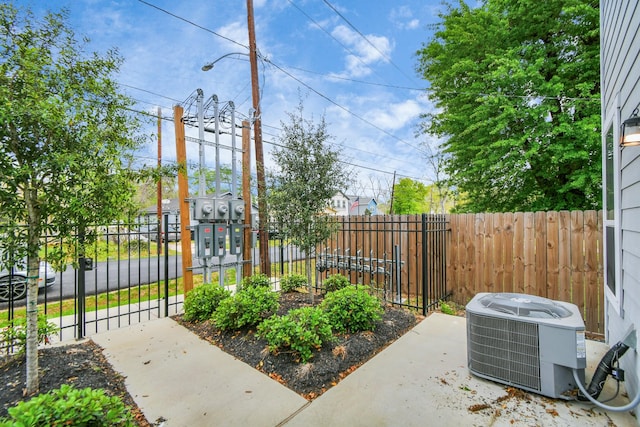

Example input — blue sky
[17,0,446,200]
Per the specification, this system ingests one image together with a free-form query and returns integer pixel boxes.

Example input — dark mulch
[174,292,420,400]
[0,291,419,423]
[0,340,151,425]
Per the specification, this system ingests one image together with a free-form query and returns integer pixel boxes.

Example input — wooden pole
[247,0,271,275]
[242,120,253,278]
[174,105,194,293]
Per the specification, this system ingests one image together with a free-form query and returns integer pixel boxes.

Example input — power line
[137,0,249,50]
[263,58,428,155]
[322,0,418,86]
[286,0,390,86]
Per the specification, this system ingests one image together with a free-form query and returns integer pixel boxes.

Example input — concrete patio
[91,312,638,426]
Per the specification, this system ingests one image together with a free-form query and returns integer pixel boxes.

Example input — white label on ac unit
[576,331,587,359]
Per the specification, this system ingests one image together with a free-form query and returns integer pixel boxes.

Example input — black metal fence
[316,214,450,315]
[1,214,449,351]
[0,215,183,350]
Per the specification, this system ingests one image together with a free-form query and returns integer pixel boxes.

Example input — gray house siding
[602,0,640,414]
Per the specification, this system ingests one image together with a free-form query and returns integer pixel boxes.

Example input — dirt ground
[0,291,418,424]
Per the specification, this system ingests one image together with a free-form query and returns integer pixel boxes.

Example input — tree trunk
[25,256,40,395]
[25,187,41,395]
[305,256,314,304]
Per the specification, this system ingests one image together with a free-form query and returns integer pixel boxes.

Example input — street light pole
[247,0,270,275]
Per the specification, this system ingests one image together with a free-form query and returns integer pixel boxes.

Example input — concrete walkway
[92,313,638,427]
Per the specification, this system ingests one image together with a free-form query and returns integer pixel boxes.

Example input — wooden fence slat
[584,210,601,334]
[463,214,475,302]
[535,211,548,298]
[483,213,493,293]
[546,211,559,301]
[513,212,525,293]
[503,212,514,292]
[492,213,504,293]
[558,211,572,303]
[570,210,586,317]
[523,212,536,295]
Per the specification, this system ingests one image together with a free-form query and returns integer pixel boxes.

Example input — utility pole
[174,105,194,293]
[242,120,252,278]
[156,106,162,255]
[247,0,271,275]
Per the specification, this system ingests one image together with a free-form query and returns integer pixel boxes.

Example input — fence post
[164,214,169,317]
[421,213,428,316]
[76,228,86,339]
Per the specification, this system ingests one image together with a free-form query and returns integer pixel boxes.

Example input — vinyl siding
[602,0,640,417]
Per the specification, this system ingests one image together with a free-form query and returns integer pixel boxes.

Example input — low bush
[0,384,134,426]
[257,306,333,363]
[279,274,307,293]
[240,273,271,290]
[320,286,384,333]
[323,274,350,293]
[212,286,279,330]
[1,314,59,355]
[183,284,232,322]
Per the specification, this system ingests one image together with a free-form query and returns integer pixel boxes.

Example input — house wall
[330,193,350,216]
[601,0,640,413]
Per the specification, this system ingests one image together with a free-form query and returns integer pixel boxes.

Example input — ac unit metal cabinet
[466,292,586,399]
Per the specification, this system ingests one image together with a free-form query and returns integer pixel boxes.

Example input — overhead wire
[136,0,249,51]
[322,0,419,86]
[286,0,390,86]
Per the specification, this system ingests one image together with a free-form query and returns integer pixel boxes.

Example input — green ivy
[257,307,333,363]
[279,274,307,293]
[323,274,350,293]
[183,284,232,322]
[320,286,383,333]
[212,286,279,330]
[0,384,134,426]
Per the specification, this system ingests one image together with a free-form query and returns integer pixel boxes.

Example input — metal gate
[317,214,450,315]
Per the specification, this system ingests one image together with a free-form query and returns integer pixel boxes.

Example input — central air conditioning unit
[466,292,587,399]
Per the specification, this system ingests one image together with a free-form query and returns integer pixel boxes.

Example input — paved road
[39,255,183,303]
[2,242,304,307]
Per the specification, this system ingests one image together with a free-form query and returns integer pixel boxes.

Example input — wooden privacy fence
[447,210,604,334]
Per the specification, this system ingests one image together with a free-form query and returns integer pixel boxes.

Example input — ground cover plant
[0,275,418,423]
[175,277,418,399]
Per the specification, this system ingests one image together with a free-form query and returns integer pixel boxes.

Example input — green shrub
[212,286,279,330]
[1,314,59,354]
[323,274,350,293]
[279,274,307,293]
[257,307,333,363]
[240,273,271,290]
[0,384,134,426]
[183,284,232,322]
[319,286,383,333]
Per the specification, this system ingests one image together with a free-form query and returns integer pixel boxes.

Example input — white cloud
[366,100,422,131]
[390,6,420,30]
[330,25,392,78]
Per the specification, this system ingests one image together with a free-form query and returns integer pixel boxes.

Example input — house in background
[329,191,350,216]
[346,195,378,216]
[329,191,378,216]
[601,0,640,415]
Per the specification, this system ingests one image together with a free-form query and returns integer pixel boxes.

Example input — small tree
[0,5,148,394]
[268,100,351,302]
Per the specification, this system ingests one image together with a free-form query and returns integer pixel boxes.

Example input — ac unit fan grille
[468,313,541,391]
